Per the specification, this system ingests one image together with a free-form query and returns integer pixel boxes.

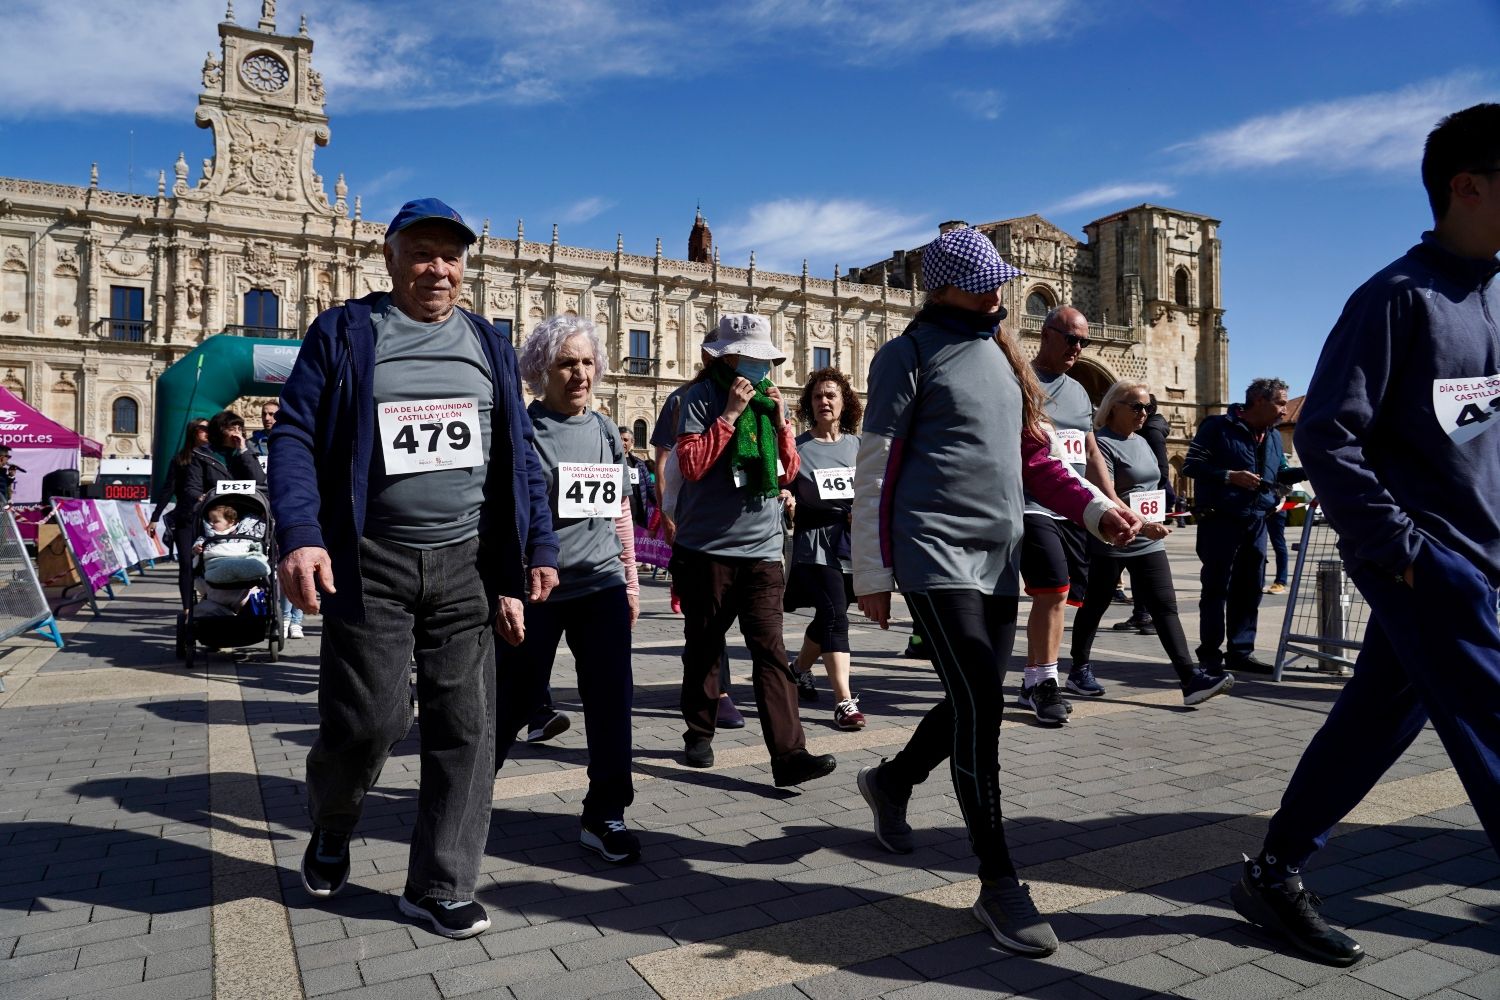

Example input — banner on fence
[53,498,123,594]
[118,502,163,562]
[95,500,139,572]
[634,527,671,570]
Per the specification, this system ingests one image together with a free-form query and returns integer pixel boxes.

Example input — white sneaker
[281,620,290,639]
[288,623,304,639]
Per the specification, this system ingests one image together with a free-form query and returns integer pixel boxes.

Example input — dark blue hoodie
[1295,233,1500,585]
[1182,403,1286,517]
[269,293,559,622]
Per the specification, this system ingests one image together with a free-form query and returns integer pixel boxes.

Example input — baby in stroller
[194,501,272,617]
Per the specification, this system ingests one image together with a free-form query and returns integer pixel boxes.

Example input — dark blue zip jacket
[1295,233,1500,585]
[1182,403,1285,517]
[269,293,559,622]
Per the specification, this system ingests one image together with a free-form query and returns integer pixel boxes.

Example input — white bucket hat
[702,314,785,363]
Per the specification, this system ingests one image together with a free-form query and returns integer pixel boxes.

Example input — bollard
[1316,560,1350,674]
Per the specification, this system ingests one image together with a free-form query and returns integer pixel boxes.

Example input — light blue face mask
[737,358,772,384]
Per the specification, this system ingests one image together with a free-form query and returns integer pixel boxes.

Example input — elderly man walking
[271,198,559,939]
[1182,378,1289,675]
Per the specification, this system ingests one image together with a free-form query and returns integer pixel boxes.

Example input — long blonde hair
[1094,379,1151,430]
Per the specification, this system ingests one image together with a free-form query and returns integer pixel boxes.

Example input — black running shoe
[683,737,714,768]
[795,669,819,702]
[1231,856,1363,966]
[398,891,491,939]
[857,762,913,854]
[771,749,837,787]
[973,878,1058,956]
[581,818,641,864]
[300,826,350,898]
[525,710,570,744]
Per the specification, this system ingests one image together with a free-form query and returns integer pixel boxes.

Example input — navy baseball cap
[386,198,478,245]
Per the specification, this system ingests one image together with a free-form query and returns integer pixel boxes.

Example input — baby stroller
[180,487,282,668]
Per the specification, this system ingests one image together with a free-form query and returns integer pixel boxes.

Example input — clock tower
[174,0,345,221]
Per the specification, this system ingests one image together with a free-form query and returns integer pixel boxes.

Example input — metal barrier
[0,509,64,668]
[1273,501,1367,681]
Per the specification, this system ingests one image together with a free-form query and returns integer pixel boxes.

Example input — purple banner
[53,498,122,594]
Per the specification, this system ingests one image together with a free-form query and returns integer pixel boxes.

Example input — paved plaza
[1,532,1495,1000]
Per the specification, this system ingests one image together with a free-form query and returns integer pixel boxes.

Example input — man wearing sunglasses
[1182,377,1289,677]
[1017,306,1124,722]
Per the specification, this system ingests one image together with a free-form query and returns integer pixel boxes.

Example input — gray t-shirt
[365,295,493,549]
[1094,426,1165,556]
[1026,366,1094,518]
[526,401,627,601]
[672,378,783,561]
[790,431,860,572]
[650,384,690,452]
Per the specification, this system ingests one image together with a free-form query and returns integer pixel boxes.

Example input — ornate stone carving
[222,116,298,199]
[626,301,650,322]
[55,314,73,327]
[491,289,515,310]
[242,239,282,281]
[104,250,150,277]
[202,52,223,88]
[308,69,325,105]
[3,245,27,271]
[186,280,203,318]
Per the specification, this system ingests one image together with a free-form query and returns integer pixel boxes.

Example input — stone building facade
[0,2,1227,495]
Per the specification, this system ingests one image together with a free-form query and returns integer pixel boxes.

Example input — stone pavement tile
[508,959,651,1000]
[1283,977,1409,1000]
[358,937,488,984]
[293,917,349,946]
[75,920,210,966]
[980,940,1105,995]
[1352,948,1474,997]
[796,955,922,1000]
[1417,923,1500,973]
[301,961,362,996]
[145,943,213,979]
[0,946,83,984]
[431,947,563,997]
[475,917,598,960]
[662,902,780,943]
[78,969,211,1000]
[299,927,415,971]
[591,895,701,933]
[1453,967,1500,999]
[0,904,92,939]
[322,974,443,1000]
[891,931,1006,980]
[878,966,1006,1000]
[553,928,675,970]
[1394,892,1498,936]
[5,955,145,1000]
[1079,952,1199,999]
[1072,917,1189,965]
[1173,961,1303,1000]
[729,987,815,1000]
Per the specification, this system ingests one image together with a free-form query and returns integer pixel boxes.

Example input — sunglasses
[1117,401,1151,413]
[1044,325,1090,349]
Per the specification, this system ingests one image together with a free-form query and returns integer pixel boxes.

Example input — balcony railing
[623,356,657,376]
[93,318,153,343]
[1018,314,1141,345]
[223,324,302,340]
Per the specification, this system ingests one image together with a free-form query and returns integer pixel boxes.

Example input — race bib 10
[1056,429,1086,465]
[377,397,484,476]
[558,463,623,518]
[215,480,258,495]
[1130,488,1167,524]
[1432,375,1500,446]
[816,466,856,500]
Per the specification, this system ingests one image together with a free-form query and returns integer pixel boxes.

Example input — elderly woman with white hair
[671,313,837,788]
[493,314,642,864]
[1070,378,1234,706]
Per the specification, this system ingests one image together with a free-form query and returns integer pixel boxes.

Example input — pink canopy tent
[0,386,104,504]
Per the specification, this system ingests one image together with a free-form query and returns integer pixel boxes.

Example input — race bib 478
[1433,375,1500,446]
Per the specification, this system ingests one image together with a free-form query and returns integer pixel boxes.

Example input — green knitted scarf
[709,363,781,499]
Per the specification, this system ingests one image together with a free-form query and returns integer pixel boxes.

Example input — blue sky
[3,0,1498,396]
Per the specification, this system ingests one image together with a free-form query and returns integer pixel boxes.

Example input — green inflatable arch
[151,334,302,494]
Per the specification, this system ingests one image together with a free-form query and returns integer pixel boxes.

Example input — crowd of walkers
[256,102,1500,970]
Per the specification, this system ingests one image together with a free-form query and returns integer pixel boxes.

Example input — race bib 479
[377,397,484,475]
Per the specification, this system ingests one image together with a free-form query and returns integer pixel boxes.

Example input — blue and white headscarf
[921,227,1024,294]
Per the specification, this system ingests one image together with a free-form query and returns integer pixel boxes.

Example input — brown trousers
[670,547,806,760]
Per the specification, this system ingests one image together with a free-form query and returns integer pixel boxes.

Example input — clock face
[241,53,290,93]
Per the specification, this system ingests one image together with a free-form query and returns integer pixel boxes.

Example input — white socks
[1023,662,1059,688]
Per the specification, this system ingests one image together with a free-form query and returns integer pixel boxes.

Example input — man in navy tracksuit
[1231,103,1500,966]
[1182,380,1289,674]
[271,199,559,939]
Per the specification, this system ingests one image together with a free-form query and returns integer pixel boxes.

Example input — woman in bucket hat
[851,227,1141,956]
[669,313,838,787]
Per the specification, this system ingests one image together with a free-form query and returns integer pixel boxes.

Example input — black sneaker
[857,762,913,854]
[1231,856,1364,966]
[795,669,819,702]
[300,826,351,898]
[581,818,641,864]
[398,891,491,939]
[973,878,1058,956]
[1137,619,1157,635]
[1183,669,1235,706]
[1018,678,1069,726]
[1111,615,1146,632]
[1228,653,1276,675]
[684,737,714,768]
[525,710,570,744]
[903,635,932,660]
[771,749,837,787]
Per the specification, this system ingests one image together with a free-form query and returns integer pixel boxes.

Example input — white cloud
[1044,182,1175,215]
[1171,72,1496,174]
[0,0,1075,118]
[952,88,1003,121]
[1328,0,1418,13]
[715,198,933,275]
[558,197,616,225]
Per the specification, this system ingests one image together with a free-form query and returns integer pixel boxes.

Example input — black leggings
[174,524,195,609]
[791,562,853,654]
[1071,548,1195,683]
[883,590,1018,882]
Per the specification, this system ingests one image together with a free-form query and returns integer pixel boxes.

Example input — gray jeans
[306,535,497,901]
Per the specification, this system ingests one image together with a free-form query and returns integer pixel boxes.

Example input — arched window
[1174,268,1191,307]
[632,419,648,449]
[1025,289,1052,317]
[244,289,280,330]
[111,396,139,434]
